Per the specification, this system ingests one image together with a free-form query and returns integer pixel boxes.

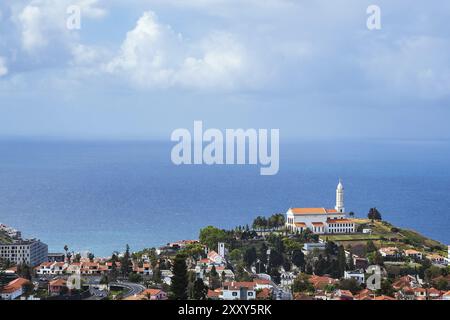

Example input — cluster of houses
[290,273,450,301]
[378,246,449,265]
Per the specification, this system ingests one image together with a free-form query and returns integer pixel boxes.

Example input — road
[112,281,146,298]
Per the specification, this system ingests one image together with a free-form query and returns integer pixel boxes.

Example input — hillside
[320,219,447,256]
[0,230,13,244]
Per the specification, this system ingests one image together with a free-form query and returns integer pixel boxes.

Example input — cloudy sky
[1,0,450,140]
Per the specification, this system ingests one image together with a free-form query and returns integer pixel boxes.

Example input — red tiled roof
[294,222,306,227]
[143,289,162,296]
[0,278,30,294]
[374,295,396,300]
[207,289,222,298]
[49,278,67,287]
[312,222,324,226]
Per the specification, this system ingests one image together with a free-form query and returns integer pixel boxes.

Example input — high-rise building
[0,239,48,266]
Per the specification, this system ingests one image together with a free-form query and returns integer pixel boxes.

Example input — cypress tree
[170,254,189,299]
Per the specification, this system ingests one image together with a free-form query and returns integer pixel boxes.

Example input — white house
[35,262,67,275]
[0,278,31,300]
[207,250,224,265]
[285,181,355,234]
[221,282,256,300]
[344,270,365,285]
[404,249,423,260]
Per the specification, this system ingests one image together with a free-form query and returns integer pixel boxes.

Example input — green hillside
[0,230,13,244]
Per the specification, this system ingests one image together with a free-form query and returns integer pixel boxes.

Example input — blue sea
[0,139,449,256]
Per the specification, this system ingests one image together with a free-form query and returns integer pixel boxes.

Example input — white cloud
[360,36,450,99]
[0,56,8,76]
[14,0,106,53]
[105,11,257,90]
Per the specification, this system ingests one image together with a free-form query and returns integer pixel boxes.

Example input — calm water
[0,139,449,256]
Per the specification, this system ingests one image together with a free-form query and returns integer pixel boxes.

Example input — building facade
[0,239,48,266]
[285,180,355,234]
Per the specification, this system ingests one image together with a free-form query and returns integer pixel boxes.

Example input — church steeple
[335,179,344,213]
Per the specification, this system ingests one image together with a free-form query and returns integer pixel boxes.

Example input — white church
[285,180,356,234]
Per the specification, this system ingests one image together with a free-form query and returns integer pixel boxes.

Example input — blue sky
[1,0,450,140]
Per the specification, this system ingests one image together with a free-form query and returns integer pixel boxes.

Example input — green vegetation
[0,230,12,244]
[170,253,189,300]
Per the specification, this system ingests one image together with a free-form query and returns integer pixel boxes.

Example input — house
[378,247,401,259]
[302,242,326,254]
[253,278,272,290]
[404,249,423,260]
[221,282,256,300]
[207,250,224,265]
[344,269,365,285]
[373,295,396,300]
[354,289,374,300]
[48,278,68,296]
[334,289,354,300]
[426,254,447,265]
[399,286,415,300]
[280,271,295,287]
[161,270,173,286]
[285,181,355,235]
[427,287,442,299]
[393,275,420,290]
[132,262,152,276]
[141,289,168,300]
[35,262,54,275]
[309,275,338,290]
[353,257,369,270]
[256,288,272,300]
[442,291,450,300]
[207,289,222,300]
[412,287,427,299]
[36,262,68,275]
[0,277,31,300]
[47,253,65,262]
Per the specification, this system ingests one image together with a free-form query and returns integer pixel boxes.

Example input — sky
[1,0,450,141]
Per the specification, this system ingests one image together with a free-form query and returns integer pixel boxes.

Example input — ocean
[0,139,449,256]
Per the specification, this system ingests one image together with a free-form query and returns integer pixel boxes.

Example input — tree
[170,254,189,300]
[325,241,338,256]
[338,278,361,294]
[88,253,95,262]
[73,253,81,263]
[120,244,132,277]
[337,246,346,277]
[229,249,242,263]
[378,279,394,297]
[292,273,314,293]
[435,278,448,291]
[100,274,110,286]
[193,278,207,300]
[268,249,284,269]
[292,249,305,271]
[348,211,355,217]
[209,266,221,289]
[199,226,227,251]
[128,273,143,283]
[243,247,257,268]
[17,263,33,280]
[152,265,162,283]
[368,208,382,221]
[258,243,268,266]
[347,254,355,270]
[366,240,377,253]
[22,281,34,297]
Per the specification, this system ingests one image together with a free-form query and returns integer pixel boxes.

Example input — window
[232,292,238,296]
[248,292,254,296]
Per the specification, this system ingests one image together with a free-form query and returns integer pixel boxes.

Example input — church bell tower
[335,179,345,213]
